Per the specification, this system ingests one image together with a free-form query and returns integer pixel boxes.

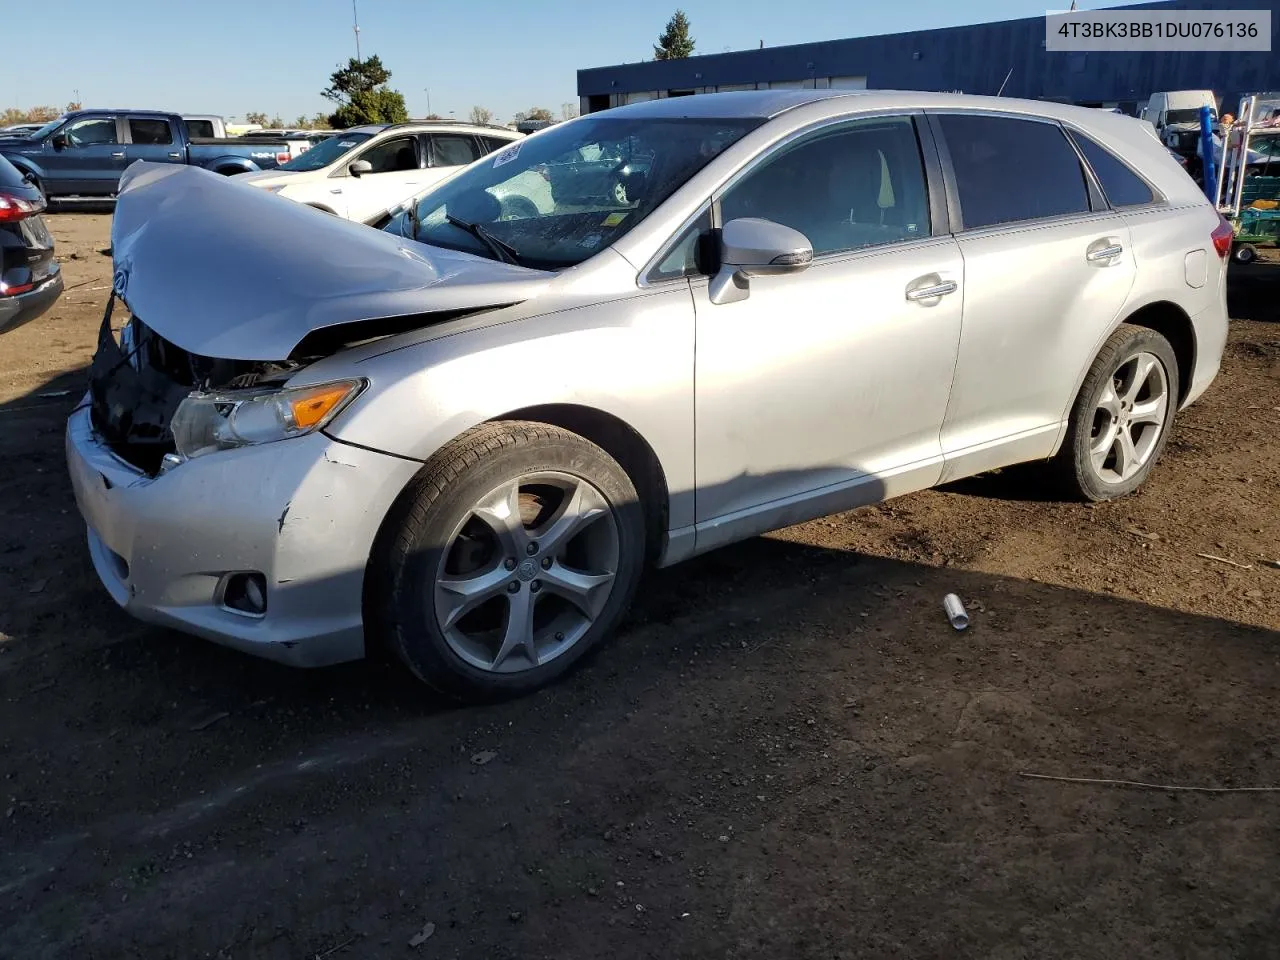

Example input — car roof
[602,89,1172,129]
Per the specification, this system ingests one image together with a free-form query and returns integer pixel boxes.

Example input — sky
[2,0,1114,124]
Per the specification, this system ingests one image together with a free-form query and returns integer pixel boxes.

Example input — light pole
[424,88,431,116]
[352,0,361,60]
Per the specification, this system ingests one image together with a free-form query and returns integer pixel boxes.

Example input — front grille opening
[87,297,301,476]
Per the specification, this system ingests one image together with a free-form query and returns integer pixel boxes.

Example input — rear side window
[431,134,482,167]
[186,119,215,138]
[128,118,173,145]
[0,155,28,187]
[938,114,1090,230]
[480,136,516,154]
[1070,132,1155,207]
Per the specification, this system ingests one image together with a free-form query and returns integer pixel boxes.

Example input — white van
[1141,90,1218,144]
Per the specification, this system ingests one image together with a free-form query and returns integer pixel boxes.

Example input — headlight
[169,379,365,461]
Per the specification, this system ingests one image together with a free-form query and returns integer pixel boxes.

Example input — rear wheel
[369,422,646,701]
[1050,325,1179,502]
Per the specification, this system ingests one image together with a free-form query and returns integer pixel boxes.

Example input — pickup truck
[0,109,293,199]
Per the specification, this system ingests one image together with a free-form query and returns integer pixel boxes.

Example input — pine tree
[654,10,695,60]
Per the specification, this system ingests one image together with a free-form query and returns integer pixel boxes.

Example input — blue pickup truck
[0,109,294,199]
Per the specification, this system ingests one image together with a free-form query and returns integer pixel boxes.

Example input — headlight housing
[169,379,365,461]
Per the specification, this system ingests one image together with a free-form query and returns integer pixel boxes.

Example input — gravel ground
[1,214,1278,959]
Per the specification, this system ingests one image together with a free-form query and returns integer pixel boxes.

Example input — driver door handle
[110,151,125,158]
[167,151,182,159]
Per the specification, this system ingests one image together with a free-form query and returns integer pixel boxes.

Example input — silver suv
[68,91,1230,700]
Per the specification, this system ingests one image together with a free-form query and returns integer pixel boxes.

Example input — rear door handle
[905,278,958,301]
[167,151,182,159]
[110,151,125,159]
[1087,238,1124,263]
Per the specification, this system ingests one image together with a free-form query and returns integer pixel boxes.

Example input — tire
[1051,325,1180,502]
[499,196,539,220]
[369,421,646,701]
[1233,243,1258,264]
[610,177,629,205]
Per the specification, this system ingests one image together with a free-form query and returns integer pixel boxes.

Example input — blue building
[577,0,1279,116]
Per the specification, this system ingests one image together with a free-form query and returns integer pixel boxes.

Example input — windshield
[27,117,66,140]
[278,131,373,171]
[1165,108,1214,126]
[385,115,762,269]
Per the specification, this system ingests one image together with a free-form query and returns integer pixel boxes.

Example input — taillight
[276,152,290,165]
[0,192,44,222]
[1211,214,1234,259]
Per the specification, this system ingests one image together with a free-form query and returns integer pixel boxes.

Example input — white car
[235,122,522,222]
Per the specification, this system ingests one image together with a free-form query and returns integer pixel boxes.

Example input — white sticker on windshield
[492,142,521,168]
[338,140,356,148]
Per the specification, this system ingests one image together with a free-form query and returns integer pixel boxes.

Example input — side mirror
[50,133,67,150]
[709,217,813,305]
[348,159,373,177]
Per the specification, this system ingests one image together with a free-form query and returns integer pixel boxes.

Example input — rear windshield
[186,119,216,138]
[0,154,29,188]
[278,131,373,171]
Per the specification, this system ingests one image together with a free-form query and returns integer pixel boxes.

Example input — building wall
[578,0,1280,114]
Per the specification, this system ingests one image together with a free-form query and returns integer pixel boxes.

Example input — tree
[270,115,284,127]
[321,54,409,128]
[654,10,695,60]
[468,105,493,125]
[294,114,312,129]
[25,106,60,122]
[245,111,269,126]
[312,112,329,129]
[66,101,82,112]
[512,106,554,124]
[0,108,24,126]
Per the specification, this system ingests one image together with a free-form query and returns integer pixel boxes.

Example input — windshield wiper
[445,213,522,266]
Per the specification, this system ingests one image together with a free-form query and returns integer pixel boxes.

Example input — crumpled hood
[111,162,553,361]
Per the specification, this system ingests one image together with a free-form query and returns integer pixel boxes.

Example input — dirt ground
[1,214,1278,960]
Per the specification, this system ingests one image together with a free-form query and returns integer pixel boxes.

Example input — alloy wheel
[1088,351,1170,485]
[434,472,620,673]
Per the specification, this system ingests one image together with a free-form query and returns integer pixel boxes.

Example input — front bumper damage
[66,301,422,668]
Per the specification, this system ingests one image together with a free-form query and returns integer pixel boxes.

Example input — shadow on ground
[1,360,1279,958]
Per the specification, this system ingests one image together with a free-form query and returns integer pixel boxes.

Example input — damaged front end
[89,295,327,475]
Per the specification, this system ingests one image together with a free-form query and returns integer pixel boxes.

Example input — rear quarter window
[938,114,1091,230]
[1069,131,1156,207]
[0,155,29,188]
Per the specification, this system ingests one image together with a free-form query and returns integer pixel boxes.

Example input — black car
[0,153,61,334]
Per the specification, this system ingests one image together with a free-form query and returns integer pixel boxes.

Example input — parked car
[234,122,522,222]
[0,109,293,199]
[69,91,1229,701]
[0,154,61,334]
[1142,89,1218,156]
[1,123,46,137]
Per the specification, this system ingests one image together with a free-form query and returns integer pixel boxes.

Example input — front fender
[315,288,697,530]
[4,156,46,183]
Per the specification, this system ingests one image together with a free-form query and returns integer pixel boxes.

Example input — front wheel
[369,422,646,701]
[1050,325,1179,502]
